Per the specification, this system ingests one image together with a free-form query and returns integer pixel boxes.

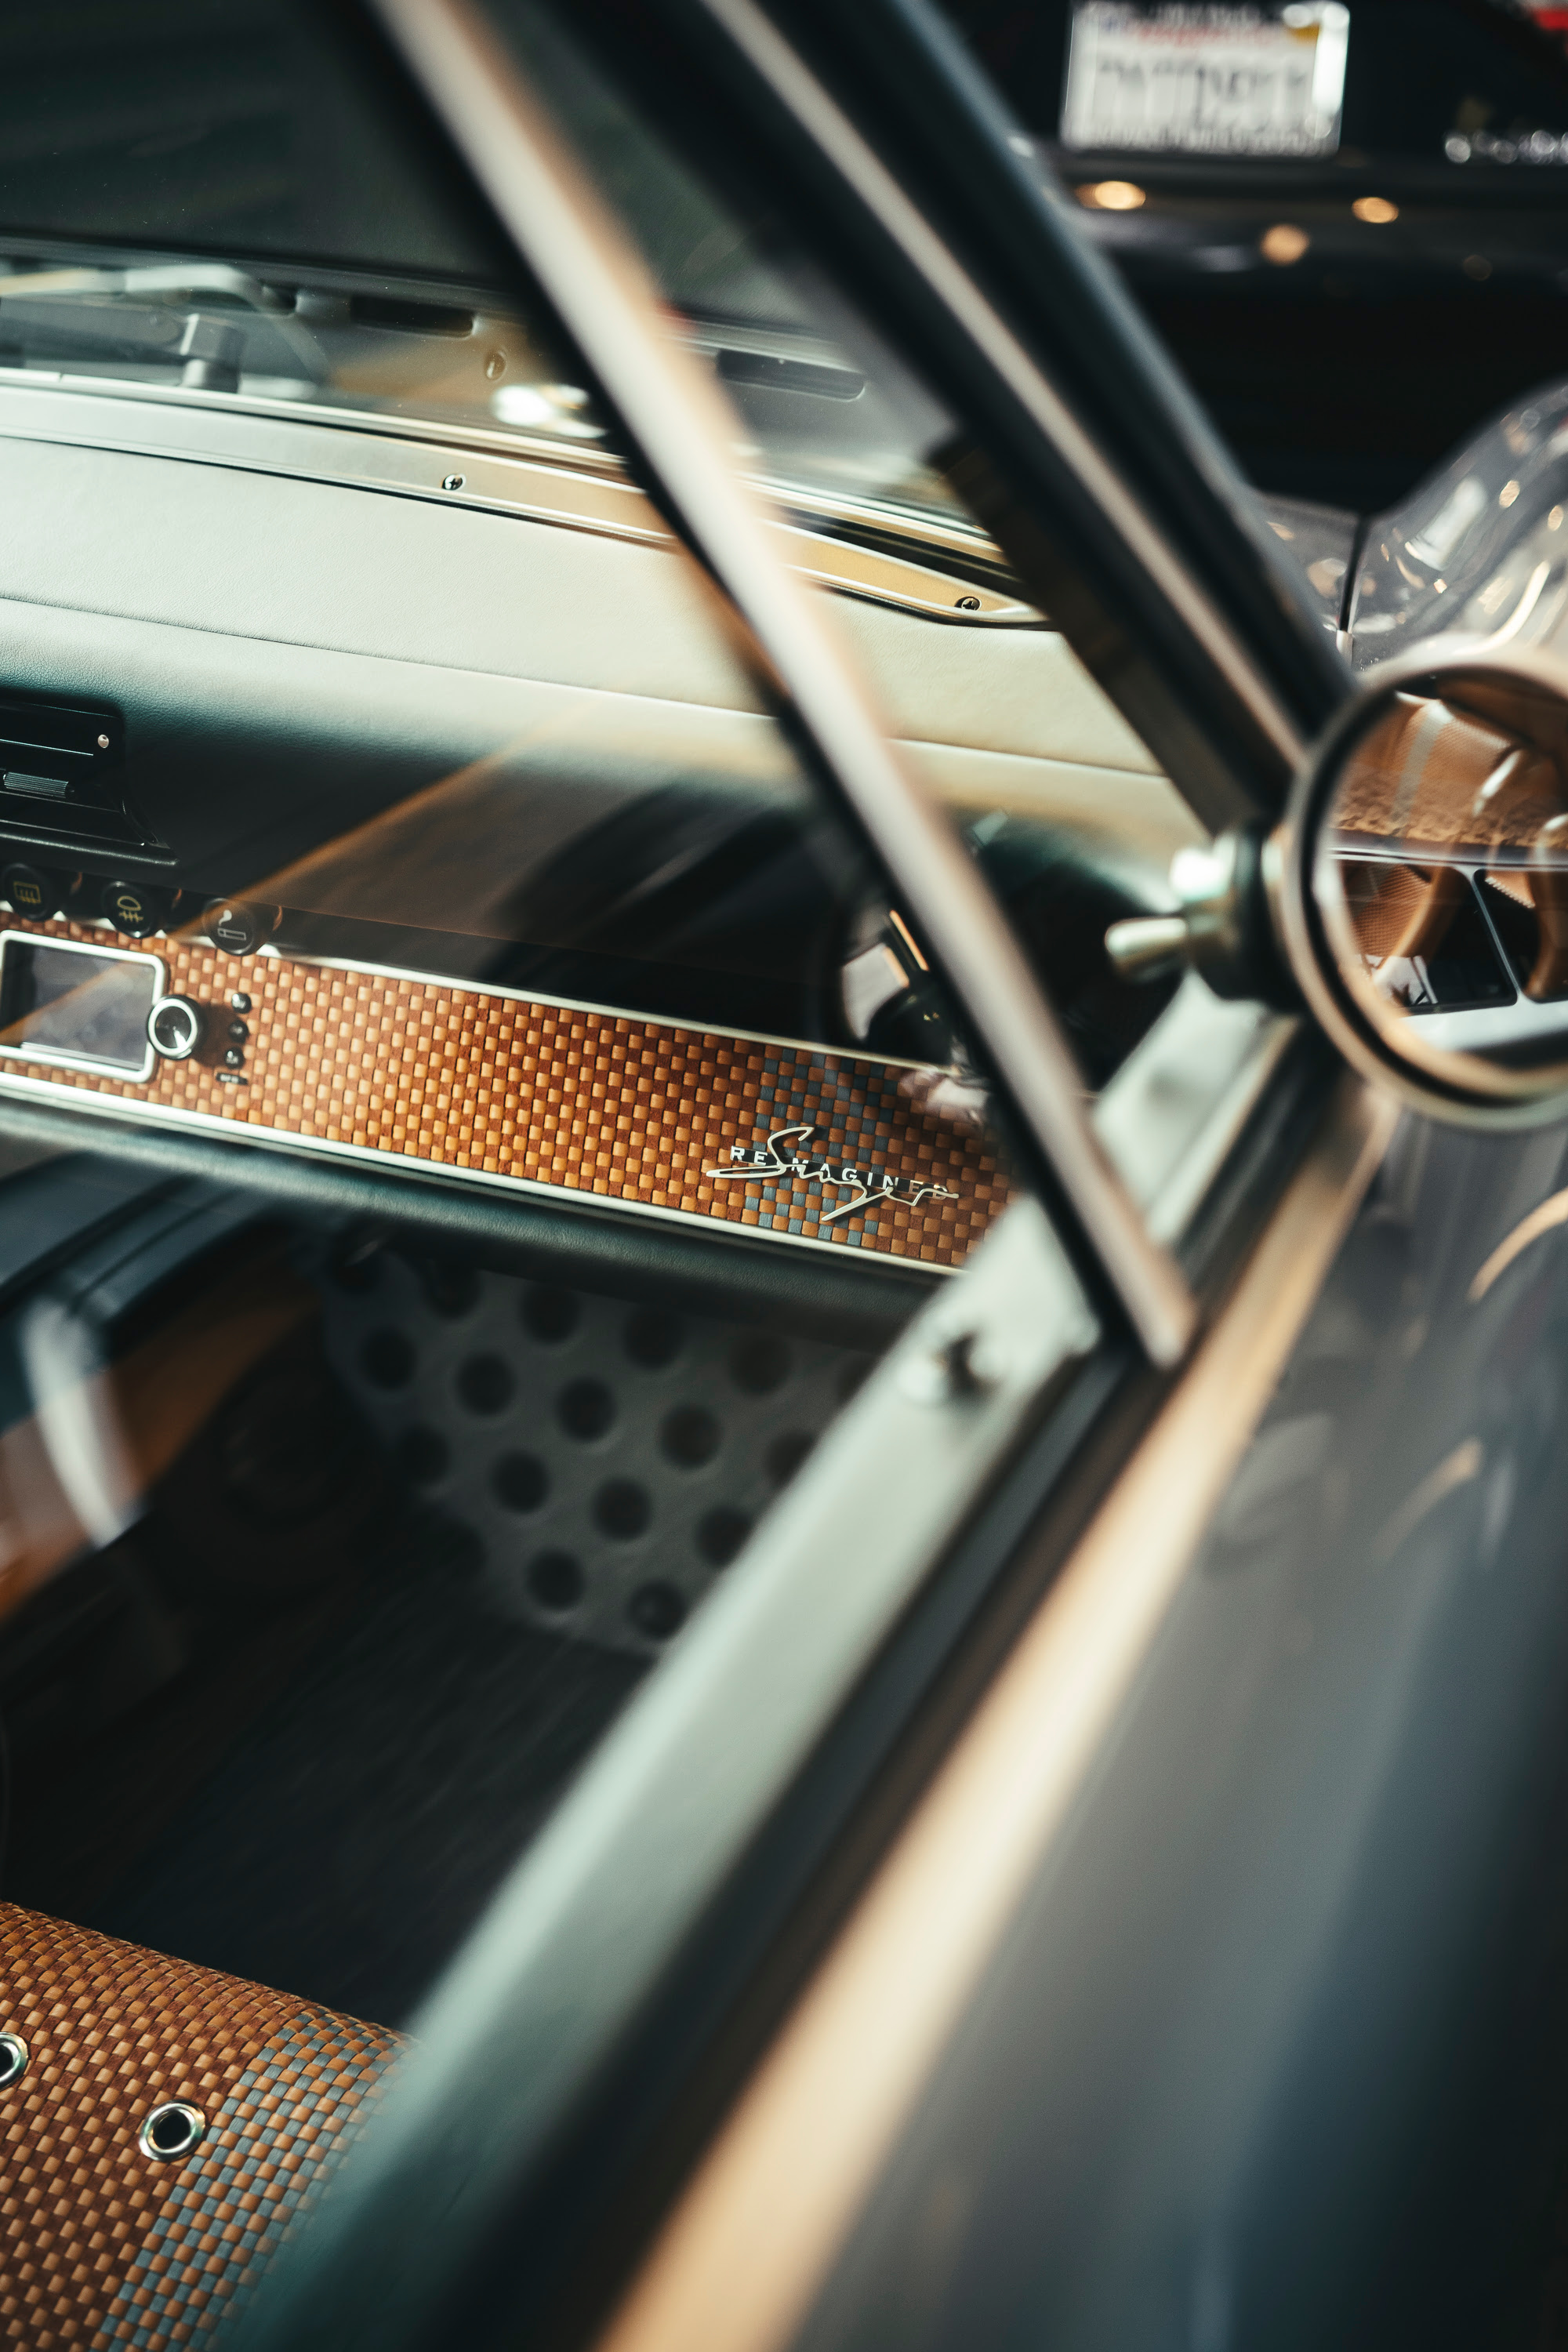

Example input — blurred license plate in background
[1062,4,1350,159]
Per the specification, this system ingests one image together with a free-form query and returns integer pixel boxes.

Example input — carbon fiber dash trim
[0,918,1010,1268]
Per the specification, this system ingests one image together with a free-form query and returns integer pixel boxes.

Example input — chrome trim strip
[0,374,1035,626]
[1093,976,1298,1246]
[371,0,1196,1366]
[588,1076,1392,2352]
[0,1063,959,1276]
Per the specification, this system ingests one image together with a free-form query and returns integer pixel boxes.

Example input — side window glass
[482,0,1289,1218]
[0,0,1095,2047]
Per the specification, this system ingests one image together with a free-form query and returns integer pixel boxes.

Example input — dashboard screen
[0,936,158,1077]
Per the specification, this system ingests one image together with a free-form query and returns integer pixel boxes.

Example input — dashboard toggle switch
[147,996,205,1062]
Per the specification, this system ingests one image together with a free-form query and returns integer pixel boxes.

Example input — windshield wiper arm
[0,262,325,388]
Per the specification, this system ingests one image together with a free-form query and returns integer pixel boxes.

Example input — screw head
[898,1328,1004,1405]
[96,731,111,750]
[955,594,982,612]
[484,350,506,381]
[442,472,465,492]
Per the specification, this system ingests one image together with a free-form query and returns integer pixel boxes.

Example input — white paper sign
[1062,4,1351,159]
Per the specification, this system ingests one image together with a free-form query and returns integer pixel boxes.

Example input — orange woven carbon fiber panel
[0,919,1009,1267]
[0,1904,401,2348]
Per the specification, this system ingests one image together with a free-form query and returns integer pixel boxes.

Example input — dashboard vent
[347,295,477,339]
[0,695,150,846]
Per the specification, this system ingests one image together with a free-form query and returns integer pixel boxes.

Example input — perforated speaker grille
[321,1247,872,1657]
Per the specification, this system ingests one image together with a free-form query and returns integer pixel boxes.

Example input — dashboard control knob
[2,862,78,921]
[147,996,205,1062]
[222,1047,244,1069]
[203,899,274,956]
[229,992,252,1014]
[103,879,175,938]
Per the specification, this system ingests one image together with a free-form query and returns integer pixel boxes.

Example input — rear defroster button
[147,996,205,1062]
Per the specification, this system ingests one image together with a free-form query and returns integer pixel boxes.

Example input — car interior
[3,2,1568,2346]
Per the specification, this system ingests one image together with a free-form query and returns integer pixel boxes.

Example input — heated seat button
[147,996,205,1062]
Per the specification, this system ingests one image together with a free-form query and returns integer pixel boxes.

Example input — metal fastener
[0,2032,27,2089]
[899,1328,1004,1405]
[955,594,982,612]
[484,350,506,381]
[96,732,111,750]
[139,2102,205,2161]
[442,472,466,492]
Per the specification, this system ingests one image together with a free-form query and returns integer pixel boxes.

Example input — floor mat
[88,1522,641,2025]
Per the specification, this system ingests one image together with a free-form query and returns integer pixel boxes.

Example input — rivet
[898,1328,1002,1405]
[139,2102,205,2161]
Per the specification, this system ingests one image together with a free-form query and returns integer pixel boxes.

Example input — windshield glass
[0,0,989,556]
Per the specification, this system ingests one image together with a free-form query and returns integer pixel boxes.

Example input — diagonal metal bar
[367,0,1197,1368]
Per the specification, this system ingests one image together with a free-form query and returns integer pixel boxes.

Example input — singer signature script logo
[703,1122,958,1228]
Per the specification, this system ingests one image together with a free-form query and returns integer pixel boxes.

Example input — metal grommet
[0,2032,27,2089]
[139,2101,205,2161]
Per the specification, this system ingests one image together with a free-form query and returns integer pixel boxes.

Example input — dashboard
[0,372,1146,1273]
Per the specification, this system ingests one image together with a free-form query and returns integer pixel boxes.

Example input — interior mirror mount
[1109,647,1568,1131]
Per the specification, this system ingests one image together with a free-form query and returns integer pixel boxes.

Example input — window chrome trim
[368,0,1196,1368]
[1094,975,1298,1245]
